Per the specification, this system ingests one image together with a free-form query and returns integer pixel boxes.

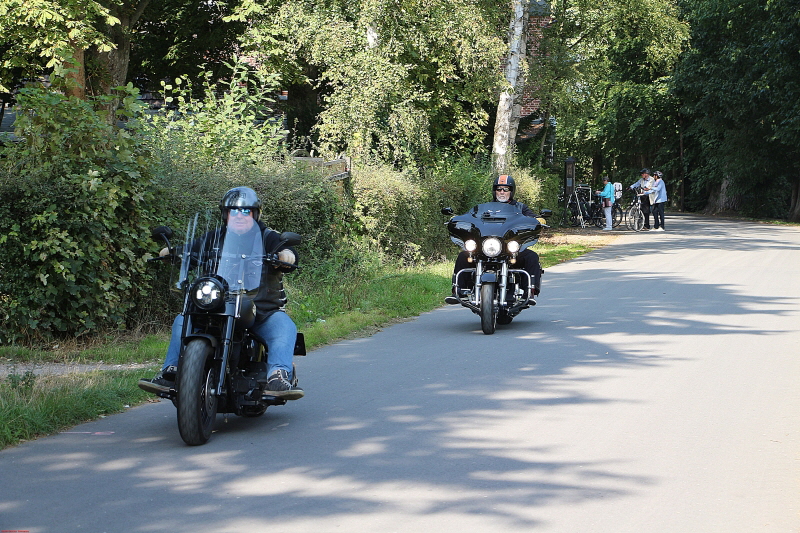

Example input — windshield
[175,210,264,294]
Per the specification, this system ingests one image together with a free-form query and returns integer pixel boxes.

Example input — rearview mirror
[279,231,302,248]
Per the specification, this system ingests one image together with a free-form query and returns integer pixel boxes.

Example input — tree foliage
[673,0,800,218]
[231,0,508,165]
[530,0,689,181]
[128,0,247,89]
[0,0,119,92]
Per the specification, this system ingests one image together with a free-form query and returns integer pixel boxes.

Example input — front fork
[474,260,508,308]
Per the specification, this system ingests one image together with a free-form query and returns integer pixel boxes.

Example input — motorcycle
[442,202,551,334]
[139,210,306,445]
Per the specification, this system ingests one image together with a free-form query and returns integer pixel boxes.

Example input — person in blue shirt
[649,171,668,231]
[596,176,615,230]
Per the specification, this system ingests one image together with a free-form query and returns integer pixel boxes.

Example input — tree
[492,0,530,175]
[527,0,689,182]
[128,0,247,91]
[231,0,508,165]
[673,0,800,220]
[0,0,118,94]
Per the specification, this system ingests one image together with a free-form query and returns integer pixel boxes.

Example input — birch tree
[492,0,529,176]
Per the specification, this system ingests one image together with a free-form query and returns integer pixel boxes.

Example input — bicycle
[559,184,594,228]
[625,188,645,231]
[590,194,624,229]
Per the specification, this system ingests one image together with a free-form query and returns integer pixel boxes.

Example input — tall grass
[0,369,153,448]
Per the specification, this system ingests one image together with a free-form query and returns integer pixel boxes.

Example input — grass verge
[0,234,606,449]
[0,369,155,448]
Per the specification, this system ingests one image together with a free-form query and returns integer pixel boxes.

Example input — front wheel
[177,339,218,445]
[480,282,497,335]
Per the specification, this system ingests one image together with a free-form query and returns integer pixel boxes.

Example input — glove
[277,250,296,265]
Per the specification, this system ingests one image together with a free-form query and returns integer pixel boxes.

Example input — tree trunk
[787,175,800,222]
[86,0,151,119]
[703,176,740,215]
[64,45,86,100]
[492,0,529,176]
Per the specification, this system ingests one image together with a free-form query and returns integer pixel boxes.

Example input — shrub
[0,86,161,343]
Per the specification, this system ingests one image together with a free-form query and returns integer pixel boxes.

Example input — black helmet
[493,174,516,201]
[220,186,262,221]
[640,168,651,175]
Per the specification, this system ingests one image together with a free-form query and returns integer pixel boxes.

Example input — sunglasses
[494,187,512,192]
[229,208,252,217]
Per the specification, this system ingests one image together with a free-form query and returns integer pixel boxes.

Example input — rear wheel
[177,339,218,445]
[612,203,623,227]
[592,206,605,228]
[480,282,497,335]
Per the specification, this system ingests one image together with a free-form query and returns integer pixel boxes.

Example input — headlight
[191,278,225,311]
[465,239,477,252]
[507,241,520,253]
[482,237,502,257]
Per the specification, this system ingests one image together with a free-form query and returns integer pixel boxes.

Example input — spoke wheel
[592,206,605,228]
[177,339,218,445]
[480,282,497,335]
[612,204,623,227]
[627,206,645,231]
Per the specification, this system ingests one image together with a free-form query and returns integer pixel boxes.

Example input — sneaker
[161,365,178,380]
[267,369,292,391]
[265,369,304,400]
[654,227,665,231]
[602,227,612,231]
[444,296,460,305]
[138,365,177,394]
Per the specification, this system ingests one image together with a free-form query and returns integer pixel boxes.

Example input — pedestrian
[630,168,655,230]
[649,171,668,231]
[596,176,615,231]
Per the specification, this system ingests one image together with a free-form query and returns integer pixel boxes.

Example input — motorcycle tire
[480,282,497,335]
[177,339,218,445]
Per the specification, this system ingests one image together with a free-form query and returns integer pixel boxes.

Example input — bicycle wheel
[625,205,638,231]
[629,206,645,231]
[612,203,623,227]
[592,206,605,228]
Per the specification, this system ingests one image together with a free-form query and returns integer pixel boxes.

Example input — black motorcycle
[140,210,305,445]
[442,202,551,334]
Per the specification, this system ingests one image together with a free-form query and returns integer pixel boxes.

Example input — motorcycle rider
[140,186,303,398]
[445,174,543,305]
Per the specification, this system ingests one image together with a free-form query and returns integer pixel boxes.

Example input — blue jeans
[163,311,297,378]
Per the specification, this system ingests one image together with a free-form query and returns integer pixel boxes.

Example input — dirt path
[0,361,153,378]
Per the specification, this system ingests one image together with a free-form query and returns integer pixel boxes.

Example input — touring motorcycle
[140,210,305,445]
[442,202,551,334]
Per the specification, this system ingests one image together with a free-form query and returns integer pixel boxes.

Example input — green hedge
[0,75,559,345]
[0,87,162,343]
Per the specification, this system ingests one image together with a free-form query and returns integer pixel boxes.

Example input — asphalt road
[2,214,798,533]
